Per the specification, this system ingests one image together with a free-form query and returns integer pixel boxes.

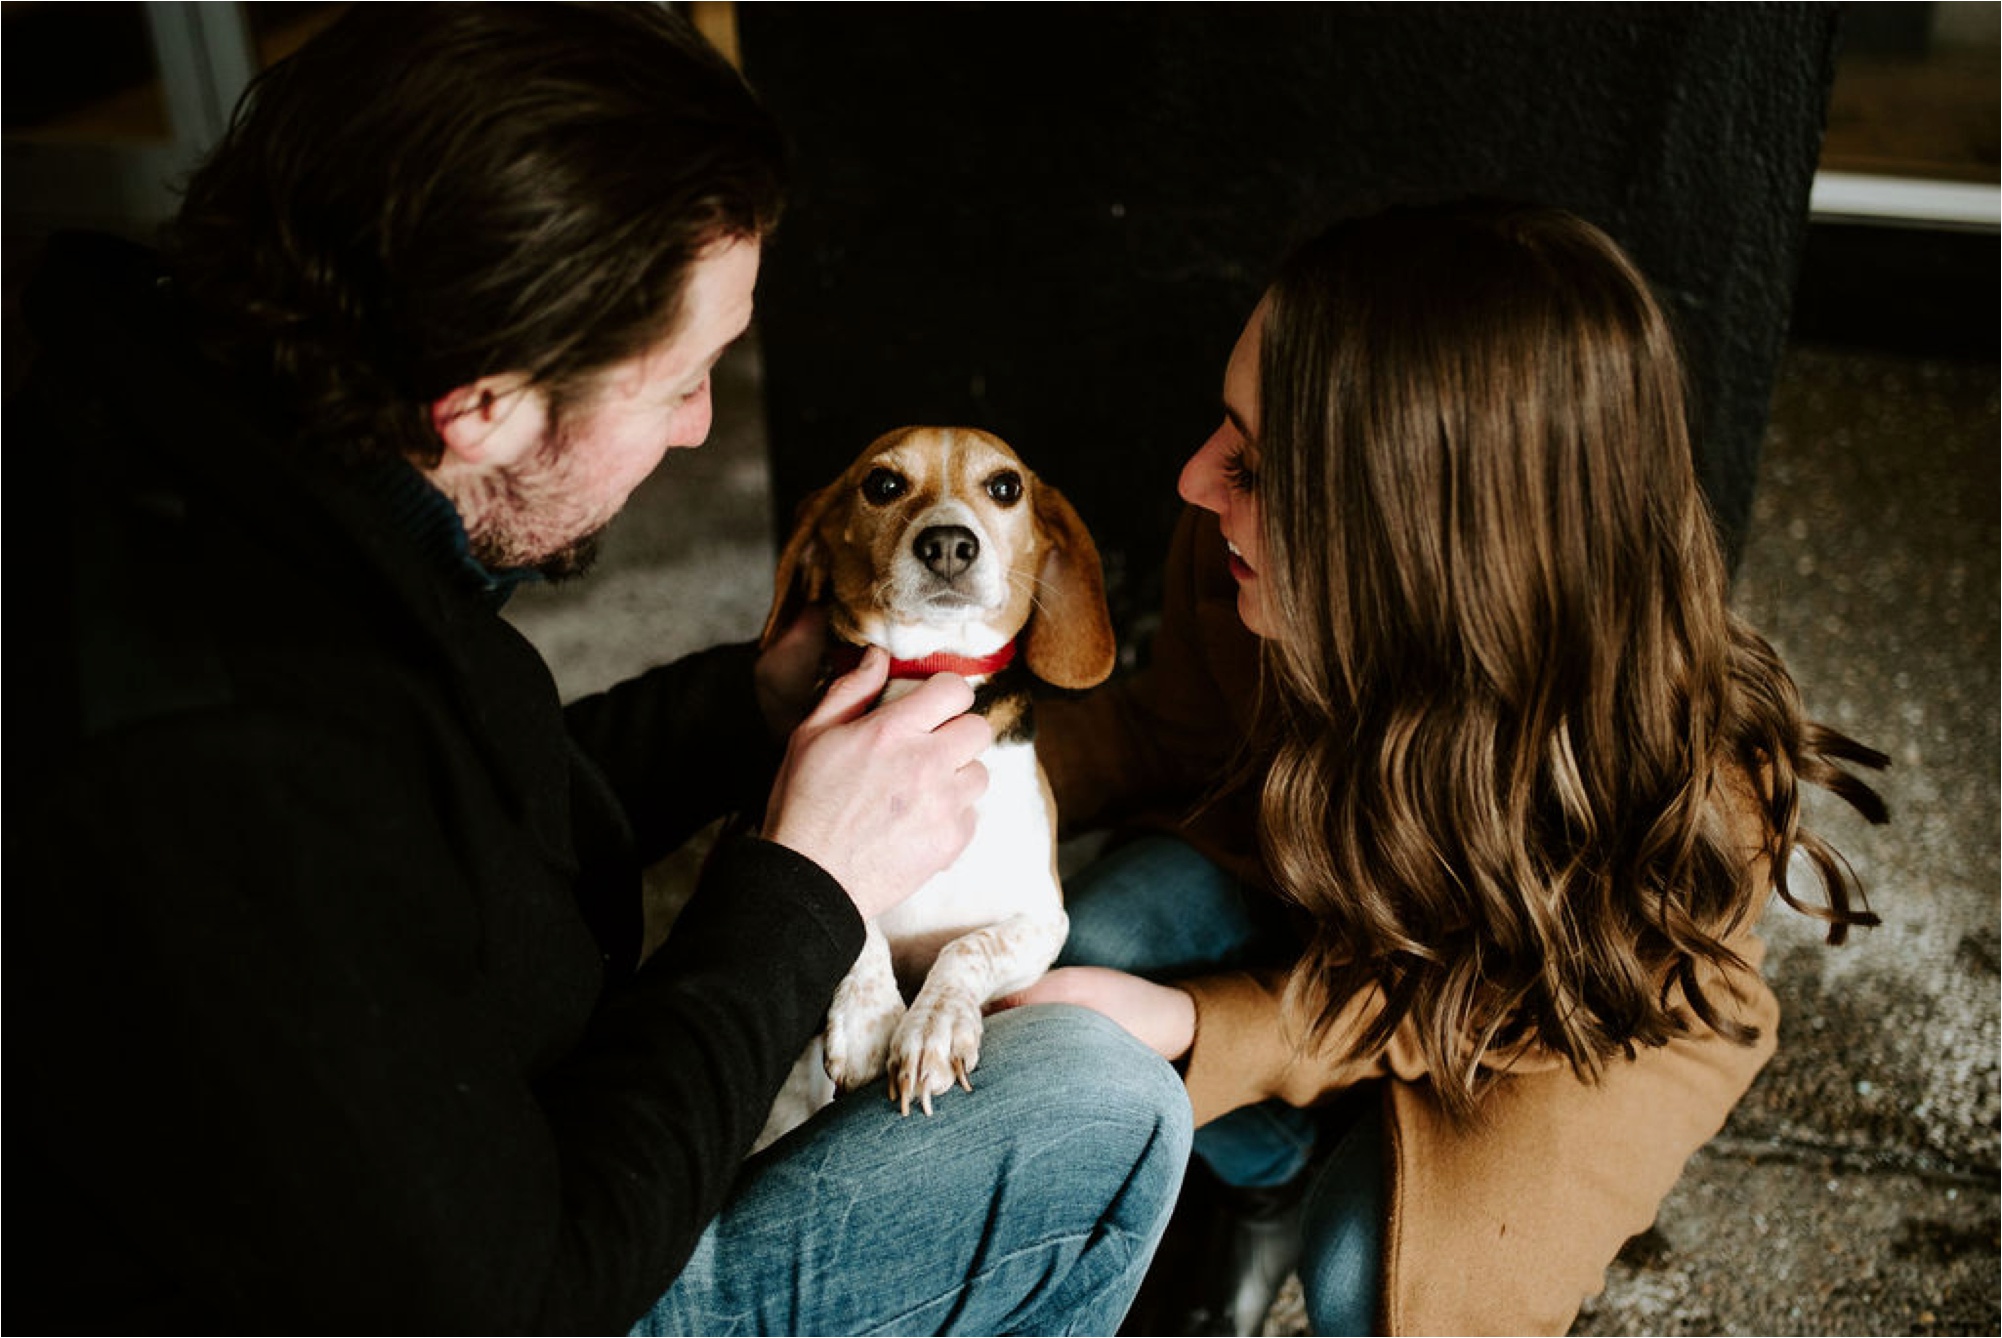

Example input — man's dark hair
[166,2,785,466]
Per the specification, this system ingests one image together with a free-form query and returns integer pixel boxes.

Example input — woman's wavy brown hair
[1252,202,1887,1118]
[165,2,784,467]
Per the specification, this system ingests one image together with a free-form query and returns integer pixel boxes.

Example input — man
[5,6,1189,1332]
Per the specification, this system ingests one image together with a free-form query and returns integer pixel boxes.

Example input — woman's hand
[753,606,830,743]
[993,966,1198,1064]
[762,646,992,921]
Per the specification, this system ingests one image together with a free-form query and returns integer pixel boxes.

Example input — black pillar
[740,2,1839,637]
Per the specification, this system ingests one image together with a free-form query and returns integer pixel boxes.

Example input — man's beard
[460,519,607,583]
[457,414,615,583]
[466,512,607,584]
[522,528,603,583]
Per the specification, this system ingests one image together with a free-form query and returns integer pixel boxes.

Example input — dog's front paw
[887,989,983,1117]
[823,974,904,1093]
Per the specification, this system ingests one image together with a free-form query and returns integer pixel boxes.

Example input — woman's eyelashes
[1222,442,1260,494]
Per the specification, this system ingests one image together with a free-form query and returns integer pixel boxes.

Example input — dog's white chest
[875,734,1057,981]
[753,724,1069,1150]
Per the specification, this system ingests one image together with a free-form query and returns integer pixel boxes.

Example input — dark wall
[738,3,1840,638]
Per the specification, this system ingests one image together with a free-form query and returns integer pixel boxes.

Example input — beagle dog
[754,425,1115,1150]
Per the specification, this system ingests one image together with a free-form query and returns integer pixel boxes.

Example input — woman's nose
[1178,428,1231,514]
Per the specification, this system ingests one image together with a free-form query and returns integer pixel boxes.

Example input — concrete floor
[1571,345,2000,1336]
[504,332,2000,1336]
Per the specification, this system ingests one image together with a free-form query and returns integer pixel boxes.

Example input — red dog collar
[829,639,1018,681]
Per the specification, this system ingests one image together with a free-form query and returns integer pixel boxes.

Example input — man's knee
[986,1003,1194,1152]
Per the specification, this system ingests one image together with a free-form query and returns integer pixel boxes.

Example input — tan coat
[1038,507,1780,1336]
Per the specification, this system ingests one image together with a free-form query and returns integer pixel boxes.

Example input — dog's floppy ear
[1022,481,1117,690]
[761,478,844,649]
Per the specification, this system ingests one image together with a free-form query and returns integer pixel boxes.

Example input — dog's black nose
[915,525,980,580]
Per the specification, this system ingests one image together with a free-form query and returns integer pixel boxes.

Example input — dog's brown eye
[861,468,908,505]
[987,471,1023,507]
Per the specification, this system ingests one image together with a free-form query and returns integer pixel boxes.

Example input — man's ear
[429,375,547,467]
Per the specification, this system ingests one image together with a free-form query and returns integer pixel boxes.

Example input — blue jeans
[1058,836,1385,1336]
[633,1004,1192,1336]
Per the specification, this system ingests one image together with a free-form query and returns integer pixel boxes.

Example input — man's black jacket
[4,234,863,1332]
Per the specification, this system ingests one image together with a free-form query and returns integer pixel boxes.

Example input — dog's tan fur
[754,426,1115,1148]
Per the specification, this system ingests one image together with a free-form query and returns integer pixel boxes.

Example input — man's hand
[991,966,1198,1064]
[762,647,992,920]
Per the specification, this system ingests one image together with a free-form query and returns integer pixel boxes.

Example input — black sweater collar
[352,457,544,610]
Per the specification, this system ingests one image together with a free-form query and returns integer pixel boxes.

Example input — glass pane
[1823,1,2000,183]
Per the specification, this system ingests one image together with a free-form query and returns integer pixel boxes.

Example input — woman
[1013,201,1887,1335]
